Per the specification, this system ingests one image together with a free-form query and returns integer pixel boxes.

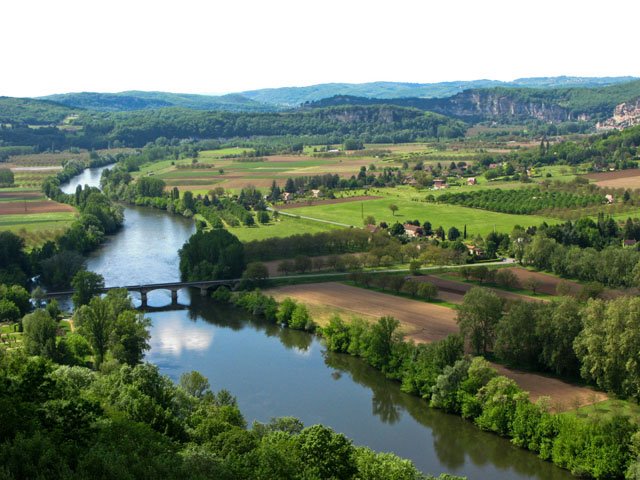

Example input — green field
[0,211,76,248]
[226,214,339,242]
[282,194,557,237]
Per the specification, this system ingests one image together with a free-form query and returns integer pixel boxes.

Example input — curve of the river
[59,167,573,480]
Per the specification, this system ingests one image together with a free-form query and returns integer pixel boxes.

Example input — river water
[60,167,573,480]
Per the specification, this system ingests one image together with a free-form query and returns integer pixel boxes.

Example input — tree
[75,297,113,368]
[71,270,105,308]
[456,287,503,355]
[296,425,357,480]
[409,260,421,275]
[495,301,544,368]
[289,304,312,330]
[495,269,519,289]
[257,211,270,224]
[389,222,405,236]
[179,230,245,281]
[0,298,20,323]
[284,178,295,194]
[447,227,461,241]
[417,282,437,300]
[0,168,15,187]
[277,259,294,275]
[276,298,297,326]
[363,215,376,226]
[22,309,57,359]
[366,316,401,369]
[293,255,312,274]
[574,297,640,399]
[536,297,582,377]
[524,277,541,295]
[241,262,269,288]
[180,371,211,398]
[389,204,399,216]
[109,310,151,366]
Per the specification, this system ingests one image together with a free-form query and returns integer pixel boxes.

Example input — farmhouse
[282,192,293,202]
[623,239,637,247]
[365,224,380,234]
[605,194,614,204]
[433,178,446,189]
[403,224,422,237]
[467,177,477,185]
[466,244,485,256]
[311,189,322,198]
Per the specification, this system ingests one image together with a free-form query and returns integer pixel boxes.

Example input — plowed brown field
[268,282,607,409]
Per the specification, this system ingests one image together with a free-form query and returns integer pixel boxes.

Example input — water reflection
[150,314,215,356]
[145,301,573,480]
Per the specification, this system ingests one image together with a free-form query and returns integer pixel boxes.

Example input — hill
[240,77,637,107]
[40,91,276,113]
[0,96,78,125]
[307,80,640,123]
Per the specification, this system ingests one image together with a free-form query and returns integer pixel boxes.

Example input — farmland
[0,188,76,247]
[279,192,557,237]
[584,168,640,188]
[268,281,605,408]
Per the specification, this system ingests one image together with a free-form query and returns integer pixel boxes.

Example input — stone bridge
[45,279,240,308]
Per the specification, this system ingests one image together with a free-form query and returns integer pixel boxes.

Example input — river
[60,167,573,480]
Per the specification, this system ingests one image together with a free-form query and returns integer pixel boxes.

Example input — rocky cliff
[424,90,587,122]
[597,98,640,130]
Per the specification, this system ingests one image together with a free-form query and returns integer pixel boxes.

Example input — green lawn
[282,195,557,237]
[228,214,339,242]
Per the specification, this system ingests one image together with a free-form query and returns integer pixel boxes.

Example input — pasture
[226,214,339,242]
[280,191,557,237]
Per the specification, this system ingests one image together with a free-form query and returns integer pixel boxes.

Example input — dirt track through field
[277,195,382,209]
[414,274,547,303]
[269,282,607,409]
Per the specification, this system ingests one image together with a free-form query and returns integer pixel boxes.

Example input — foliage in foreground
[321,315,640,479]
[0,349,456,480]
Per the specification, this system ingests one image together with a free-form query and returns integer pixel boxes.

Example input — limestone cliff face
[597,98,640,130]
[427,90,583,122]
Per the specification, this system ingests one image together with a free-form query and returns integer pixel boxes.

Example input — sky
[2,0,639,97]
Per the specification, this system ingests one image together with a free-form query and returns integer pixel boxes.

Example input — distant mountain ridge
[240,77,638,107]
[35,77,638,113]
[40,91,275,113]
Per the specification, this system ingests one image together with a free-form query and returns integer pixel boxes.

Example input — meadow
[281,189,557,237]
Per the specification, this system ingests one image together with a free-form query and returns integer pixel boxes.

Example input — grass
[0,323,23,348]
[565,399,640,425]
[227,214,339,242]
[0,211,76,248]
[282,192,558,237]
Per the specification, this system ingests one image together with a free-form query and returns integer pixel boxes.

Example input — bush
[211,286,231,303]
[495,269,519,289]
[417,282,437,300]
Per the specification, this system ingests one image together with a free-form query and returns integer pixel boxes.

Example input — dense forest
[0,102,466,150]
